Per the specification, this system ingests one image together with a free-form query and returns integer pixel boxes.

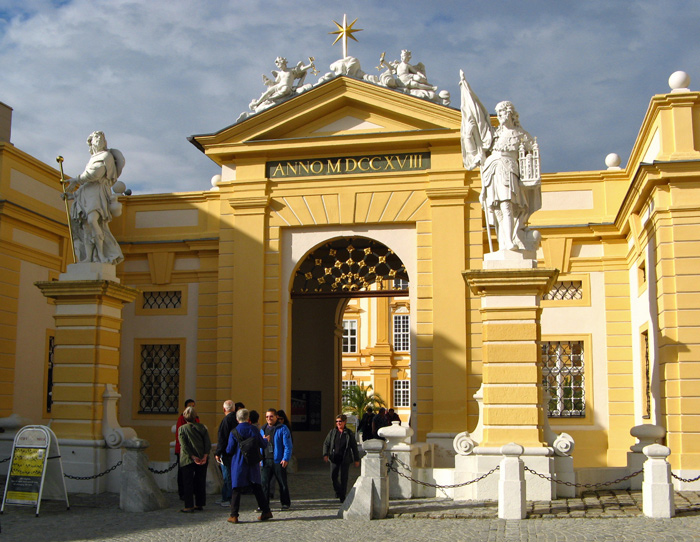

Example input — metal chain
[671,472,700,483]
[523,465,643,488]
[386,455,499,489]
[64,460,122,480]
[149,461,178,475]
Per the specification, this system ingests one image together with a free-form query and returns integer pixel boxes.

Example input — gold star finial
[329,14,362,58]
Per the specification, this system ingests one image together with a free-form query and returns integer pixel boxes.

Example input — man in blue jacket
[260,408,293,510]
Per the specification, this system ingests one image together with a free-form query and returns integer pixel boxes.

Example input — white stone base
[426,433,457,467]
[59,262,119,283]
[483,249,537,269]
[454,447,570,501]
[58,439,122,494]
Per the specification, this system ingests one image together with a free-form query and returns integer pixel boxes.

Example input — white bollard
[642,443,675,518]
[341,439,389,520]
[498,443,526,520]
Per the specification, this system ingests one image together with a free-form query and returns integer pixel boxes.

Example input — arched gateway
[186,75,473,460]
[286,235,413,457]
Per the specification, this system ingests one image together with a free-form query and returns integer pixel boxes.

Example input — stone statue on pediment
[248,56,317,113]
[460,70,541,253]
[63,131,124,265]
[377,50,449,106]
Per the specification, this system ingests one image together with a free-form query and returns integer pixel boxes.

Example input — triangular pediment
[311,115,384,133]
[191,76,461,163]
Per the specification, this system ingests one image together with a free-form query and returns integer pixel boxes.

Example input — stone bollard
[379,421,415,499]
[642,444,675,518]
[341,439,389,520]
[628,424,666,490]
[120,439,169,512]
[498,443,526,520]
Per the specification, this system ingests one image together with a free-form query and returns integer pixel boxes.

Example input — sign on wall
[267,152,430,179]
[1,426,69,516]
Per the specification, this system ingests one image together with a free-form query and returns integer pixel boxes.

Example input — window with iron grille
[139,344,180,413]
[342,320,358,353]
[142,290,182,310]
[47,335,55,413]
[541,340,585,417]
[393,379,410,408]
[342,380,357,401]
[393,314,410,352]
[542,281,583,301]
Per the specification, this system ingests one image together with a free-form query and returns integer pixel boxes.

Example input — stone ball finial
[605,153,622,170]
[669,71,690,93]
[210,174,222,191]
[112,180,126,194]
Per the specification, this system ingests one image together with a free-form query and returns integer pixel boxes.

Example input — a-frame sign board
[1,426,70,516]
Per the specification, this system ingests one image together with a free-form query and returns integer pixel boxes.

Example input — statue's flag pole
[56,156,76,263]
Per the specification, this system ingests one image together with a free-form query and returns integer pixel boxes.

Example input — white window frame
[393,379,410,408]
[342,319,358,353]
[393,314,410,352]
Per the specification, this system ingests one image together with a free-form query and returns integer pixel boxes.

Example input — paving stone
[2,463,700,541]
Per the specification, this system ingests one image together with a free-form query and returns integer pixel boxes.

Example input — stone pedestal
[498,443,526,520]
[341,439,389,520]
[36,263,138,491]
[628,424,666,490]
[642,444,675,518]
[120,439,168,512]
[379,421,415,498]
[455,254,563,501]
[463,262,558,448]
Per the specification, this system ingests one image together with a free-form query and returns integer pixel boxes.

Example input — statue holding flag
[459,71,541,253]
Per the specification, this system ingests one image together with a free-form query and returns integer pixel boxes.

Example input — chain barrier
[523,465,643,489]
[671,472,700,484]
[386,454,499,490]
[0,455,175,479]
[149,461,178,475]
[64,460,122,480]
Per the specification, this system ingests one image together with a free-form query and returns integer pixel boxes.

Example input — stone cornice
[35,280,140,304]
[463,268,559,297]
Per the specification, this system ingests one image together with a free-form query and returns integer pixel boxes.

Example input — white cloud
[0,0,698,193]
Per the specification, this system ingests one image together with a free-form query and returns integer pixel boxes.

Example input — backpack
[232,428,263,466]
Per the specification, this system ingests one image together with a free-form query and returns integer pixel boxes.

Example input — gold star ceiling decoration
[329,14,362,58]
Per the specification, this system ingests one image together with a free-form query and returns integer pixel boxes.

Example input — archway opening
[289,236,410,458]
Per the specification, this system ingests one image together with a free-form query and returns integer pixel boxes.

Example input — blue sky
[0,0,698,194]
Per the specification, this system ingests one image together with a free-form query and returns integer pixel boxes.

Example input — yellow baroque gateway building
[0,72,699,488]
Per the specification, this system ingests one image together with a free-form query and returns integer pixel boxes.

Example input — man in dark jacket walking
[322,414,360,502]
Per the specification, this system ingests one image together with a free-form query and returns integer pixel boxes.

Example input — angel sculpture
[460,70,542,253]
[249,56,317,112]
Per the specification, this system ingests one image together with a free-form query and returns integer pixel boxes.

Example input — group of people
[175,398,363,524]
[357,406,401,442]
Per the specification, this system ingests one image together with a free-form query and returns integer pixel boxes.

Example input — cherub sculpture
[249,56,317,113]
[377,50,447,105]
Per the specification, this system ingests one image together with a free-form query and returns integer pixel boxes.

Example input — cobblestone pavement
[2,462,699,542]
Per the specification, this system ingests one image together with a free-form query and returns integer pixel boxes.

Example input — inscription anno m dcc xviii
[267,152,430,179]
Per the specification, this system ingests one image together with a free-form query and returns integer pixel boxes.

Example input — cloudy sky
[0,0,698,194]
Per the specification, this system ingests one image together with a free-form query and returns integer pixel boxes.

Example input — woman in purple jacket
[225,408,273,523]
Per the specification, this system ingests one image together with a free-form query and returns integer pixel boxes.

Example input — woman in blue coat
[225,408,273,523]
